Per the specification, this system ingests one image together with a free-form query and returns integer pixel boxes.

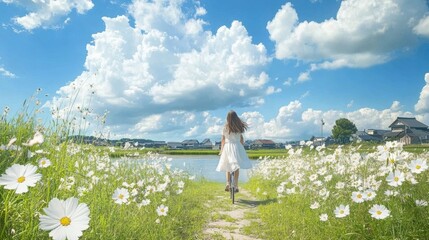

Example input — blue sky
[1,0,429,142]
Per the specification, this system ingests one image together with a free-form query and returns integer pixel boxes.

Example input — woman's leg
[234,169,239,188]
[225,172,231,190]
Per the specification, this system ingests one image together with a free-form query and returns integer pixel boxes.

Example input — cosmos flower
[112,188,129,204]
[0,164,42,194]
[408,159,428,174]
[415,200,428,207]
[156,204,169,217]
[334,205,349,218]
[39,197,90,240]
[351,191,365,203]
[319,213,328,222]
[386,170,405,187]
[23,131,44,147]
[38,158,52,168]
[368,204,390,220]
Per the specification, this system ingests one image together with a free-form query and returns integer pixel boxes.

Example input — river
[161,154,258,183]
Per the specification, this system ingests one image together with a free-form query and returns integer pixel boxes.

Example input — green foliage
[332,118,358,143]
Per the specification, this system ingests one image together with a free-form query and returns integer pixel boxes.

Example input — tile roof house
[384,117,429,144]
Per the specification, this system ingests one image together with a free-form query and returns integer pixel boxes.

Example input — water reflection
[162,155,257,183]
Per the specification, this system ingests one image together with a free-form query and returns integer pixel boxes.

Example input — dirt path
[203,187,265,240]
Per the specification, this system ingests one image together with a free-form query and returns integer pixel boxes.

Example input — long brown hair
[226,110,248,133]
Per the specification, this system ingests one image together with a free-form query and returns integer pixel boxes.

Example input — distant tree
[332,118,357,144]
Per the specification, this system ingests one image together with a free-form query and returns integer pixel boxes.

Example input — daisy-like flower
[112,188,129,204]
[319,213,328,222]
[386,170,405,187]
[156,204,169,217]
[415,200,428,207]
[408,159,428,174]
[39,197,90,240]
[368,204,390,220]
[23,131,44,147]
[0,164,42,194]
[38,158,52,168]
[334,204,350,218]
[363,189,376,201]
[351,191,365,203]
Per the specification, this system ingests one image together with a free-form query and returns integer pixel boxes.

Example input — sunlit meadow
[247,141,429,239]
[1,90,429,239]
[0,91,211,240]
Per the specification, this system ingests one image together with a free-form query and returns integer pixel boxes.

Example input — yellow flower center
[367,193,372,197]
[376,210,382,215]
[41,160,46,165]
[60,217,71,226]
[118,194,124,199]
[416,165,421,170]
[357,194,362,198]
[17,176,25,183]
[394,176,399,182]
[390,159,395,164]
[340,210,344,214]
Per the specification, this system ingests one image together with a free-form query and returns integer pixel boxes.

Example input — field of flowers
[246,142,429,239]
[0,108,215,240]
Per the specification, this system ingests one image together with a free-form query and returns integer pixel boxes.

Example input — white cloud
[49,0,270,137]
[6,0,94,30]
[283,77,292,86]
[0,67,15,78]
[298,71,310,82]
[267,0,428,73]
[414,15,429,37]
[238,100,413,141]
[347,100,354,108]
[415,73,429,113]
[266,86,282,95]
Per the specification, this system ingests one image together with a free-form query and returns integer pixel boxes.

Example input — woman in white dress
[216,110,252,192]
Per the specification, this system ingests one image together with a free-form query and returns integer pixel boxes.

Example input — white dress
[216,125,252,172]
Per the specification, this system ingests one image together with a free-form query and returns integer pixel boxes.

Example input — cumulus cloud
[267,0,428,77]
[415,73,429,113]
[0,66,15,78]
[48,0,270,137]
[414,15,429,37]
[5,0,94,30]
[237,100,413,141]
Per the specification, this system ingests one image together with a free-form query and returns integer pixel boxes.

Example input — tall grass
[0,93,214,240]
[246,144,429,239]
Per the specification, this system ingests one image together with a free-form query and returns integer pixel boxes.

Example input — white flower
[0,164,42,194]
[39,197,90,240]
[386,170,405,187]
[277,185,285,194]
[319,213,328,222]
[363,189,376,201]
[334,205,350,218]
[351,191,365,203]
[408,159,428,174]
[415,200,428,207]
[23,131,44,146]
[38,158,51,168]
[177,180,185,188]
[7,137,17,148]
[368,204,390,220]
[112,188,129,204]
[156,204,169,217]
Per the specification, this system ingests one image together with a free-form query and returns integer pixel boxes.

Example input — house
[353,130,385,142]
[182,139,199,149]
[251,139,276,149]
[384,117,429,144]
[200,138,213,149]
[143,141,167,148]
[167,142,183,149]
